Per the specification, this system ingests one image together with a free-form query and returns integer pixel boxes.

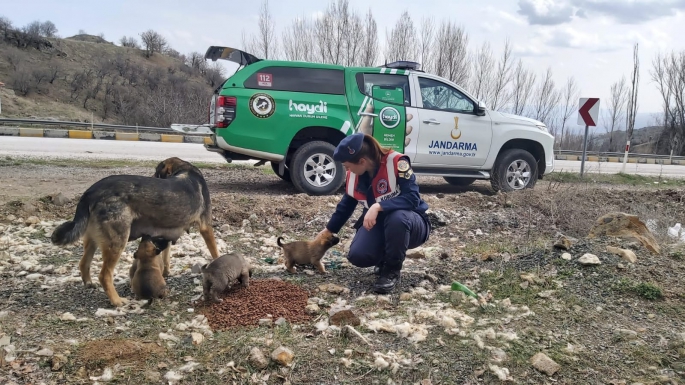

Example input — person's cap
[333,132,364,162]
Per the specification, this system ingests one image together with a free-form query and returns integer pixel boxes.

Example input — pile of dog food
[198,279,313,329]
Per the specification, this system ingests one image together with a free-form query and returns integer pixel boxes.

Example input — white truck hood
[489,111,545,127]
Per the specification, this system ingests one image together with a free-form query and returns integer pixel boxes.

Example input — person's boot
[373,263,401,294]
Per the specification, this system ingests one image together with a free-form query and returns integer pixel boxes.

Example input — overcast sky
[2,0,685,128]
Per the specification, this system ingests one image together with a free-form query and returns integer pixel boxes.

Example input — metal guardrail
[2,117,684,161]
[0,118,210,136]
[556,149,685,161]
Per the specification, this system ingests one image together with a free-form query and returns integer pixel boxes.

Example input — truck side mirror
[475,104,486,116]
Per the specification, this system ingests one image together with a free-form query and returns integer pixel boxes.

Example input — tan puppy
[130,235,170,307]
[277,232,340,274]
[200,252,252,303]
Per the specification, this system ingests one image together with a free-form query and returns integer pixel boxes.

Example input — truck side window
[418,77,475,114]
[244,67,345,95]
[355,73,411,106]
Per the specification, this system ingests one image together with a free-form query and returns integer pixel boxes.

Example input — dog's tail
[277,237,285,247]
[50,196,90,246]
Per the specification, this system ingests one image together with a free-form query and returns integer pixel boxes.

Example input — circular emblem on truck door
[249,93,275,118]
[379,107,400,129]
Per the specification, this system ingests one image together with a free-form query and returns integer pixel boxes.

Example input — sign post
[0,81,5,115]
[577,97,600,177]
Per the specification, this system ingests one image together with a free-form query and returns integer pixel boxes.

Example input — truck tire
[490,149,538,192]
[270,161,291,182]
[289,140,345,196]
[443,177,476,186]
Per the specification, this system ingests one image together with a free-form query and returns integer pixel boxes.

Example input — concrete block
[19,128,44,137]
[139,133,161,141]
[44,129,69,138]
[184,135,205,144]
[0,127,20,136]
[93,131,115,140]
[68,130,93,139]
[115,132,139,141]
[161,134,183,143]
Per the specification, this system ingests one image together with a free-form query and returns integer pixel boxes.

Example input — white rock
[577,253,601,265]
[60,312,77,321]
[36,348,54,357]
[561,253,572,260]
[25,273,44,280]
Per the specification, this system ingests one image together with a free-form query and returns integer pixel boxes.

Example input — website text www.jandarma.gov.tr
[428,150,477,157]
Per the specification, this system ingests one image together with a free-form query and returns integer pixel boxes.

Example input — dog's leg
[199,225,220,259]
[160,247,171,278]
[99,241,128,307]
[284,258,296,274]
[314,260,328,275]
[79,235,98,288]
[240,268,250,288]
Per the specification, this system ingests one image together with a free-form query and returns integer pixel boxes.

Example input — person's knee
[347,242,378,268]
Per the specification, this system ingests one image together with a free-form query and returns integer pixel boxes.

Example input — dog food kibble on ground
[198,279,312,329]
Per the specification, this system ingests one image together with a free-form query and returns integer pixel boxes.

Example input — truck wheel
[270,161,291,182]
[491,149,538,192]
[289,141,345,196]
[443,177,476,186]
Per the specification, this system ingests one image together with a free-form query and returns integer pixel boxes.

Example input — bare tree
[433,20,469,86]
[282,16,316,62]
[488,38,514,110]
[139,30,167,58]
[119,36,139,48]
[601,76,627,152]
[557,76,580,150]
[651,50,685,156]
[254,0,278,59]
[418,16,435,72]
[313,0,358,65]
[39,21,57,37]
[532,67,561,126]
[509,59,536,116]
[22,21,41,38]
[622,42,640,171]
[469,41,494,102]
[384,10,418,63]
[360,9,378,66]
[185,51,208,73]
[0,16,13,39]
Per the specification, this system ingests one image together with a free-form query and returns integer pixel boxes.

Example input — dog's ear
[200,263,208,272]
[151,237,170,255]
[154,160,175,179]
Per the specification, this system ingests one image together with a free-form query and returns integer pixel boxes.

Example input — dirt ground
[1,160,685,385]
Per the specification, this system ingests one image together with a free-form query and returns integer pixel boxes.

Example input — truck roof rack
[380,60,422,72]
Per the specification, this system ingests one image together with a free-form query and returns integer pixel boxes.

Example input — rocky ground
[1,159,685,384]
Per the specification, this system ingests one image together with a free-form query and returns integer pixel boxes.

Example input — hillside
[0,28,224,127]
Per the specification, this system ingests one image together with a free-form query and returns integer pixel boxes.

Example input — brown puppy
[130,235,170,307]
[277,232,340,274]
[200,252,252,303]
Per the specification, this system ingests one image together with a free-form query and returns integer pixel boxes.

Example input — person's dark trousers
[347,210,430,293]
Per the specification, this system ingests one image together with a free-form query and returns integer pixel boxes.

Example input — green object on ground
[451,281,478,298]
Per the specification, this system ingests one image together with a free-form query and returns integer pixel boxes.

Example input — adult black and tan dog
[50,157,220,307]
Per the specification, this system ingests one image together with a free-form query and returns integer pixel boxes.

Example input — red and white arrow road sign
[577,97,600,126]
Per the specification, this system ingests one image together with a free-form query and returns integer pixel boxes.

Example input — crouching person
[318,132,432,294]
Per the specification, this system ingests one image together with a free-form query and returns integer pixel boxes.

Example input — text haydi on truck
[203,46,555,196]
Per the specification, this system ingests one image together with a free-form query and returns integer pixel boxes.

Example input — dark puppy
[130,235,170,307]
[200,252,253,303]
[277,232,340,274]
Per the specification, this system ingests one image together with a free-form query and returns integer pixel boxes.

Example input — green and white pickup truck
[203,46,555,196]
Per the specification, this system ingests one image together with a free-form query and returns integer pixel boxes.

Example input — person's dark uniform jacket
[326,150,431,234]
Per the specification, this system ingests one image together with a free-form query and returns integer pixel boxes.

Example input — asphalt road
[1,136,684,178]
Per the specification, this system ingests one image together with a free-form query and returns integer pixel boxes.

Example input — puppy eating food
[130,235,170,307]
[277,232,340,274]
[200,252,252,303]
